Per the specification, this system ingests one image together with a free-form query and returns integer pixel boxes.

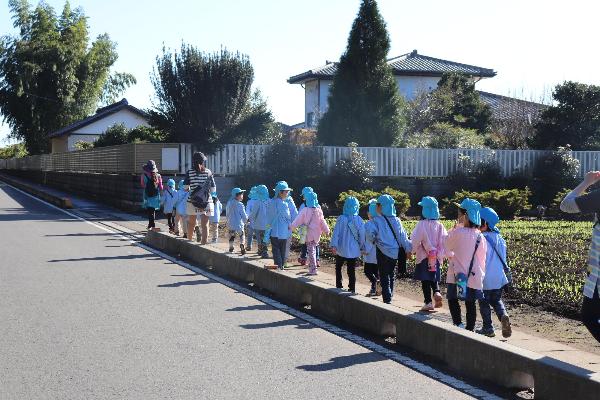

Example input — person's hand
[583,171,600,187]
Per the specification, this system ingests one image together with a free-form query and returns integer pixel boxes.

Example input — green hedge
[442,187,532,220]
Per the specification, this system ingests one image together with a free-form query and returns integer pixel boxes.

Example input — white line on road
[4,182,502,400]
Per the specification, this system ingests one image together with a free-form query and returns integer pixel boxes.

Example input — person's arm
[290,208,307,230]
[476,236,488,274]
[410,223,425,253]
[330,217,341,252]
[240,203,248,224]
[358,218,366,250]
[561,171,600,213]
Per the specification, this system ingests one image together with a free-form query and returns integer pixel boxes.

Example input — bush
[336,186,411,216]
[532,146,580,205]
[405,122,487,149]
[442,187,532,220]
[73,140,94,150]
[94,124,167,148]
[330,144,375,190]
[0,142,28,159]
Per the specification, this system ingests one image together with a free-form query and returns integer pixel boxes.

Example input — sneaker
[194,226,201,242]
[174,231,180,236]
[420,303,435,312]
[476,328,496,337]
[182,234,187,239]
[240,244,246,256]
[501,315,512,338]
[228,246,234,253]
[455,323,465,329]
[348,287,356,293]
[434,292,443,308]
[307,271,318,276]
[297,258,306,266]
[278,266,285,271]
[169,229,175,234]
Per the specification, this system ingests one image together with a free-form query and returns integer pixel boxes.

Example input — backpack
[190,171,213,210]
[145,175,159,198]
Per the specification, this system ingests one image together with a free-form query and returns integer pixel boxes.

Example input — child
[249,185,270,258]
[444,198,487,331]
[365,195,412,304]
[246,186,258,251]
[209,194,223,243]
[297,186,314,266]
[267,181,294,270]
[140,160,163,231]
[330,196,365,293]
[280,181,298,267]
[363,199,381,297]
[225,188,247,254]
[174,180,188,237]
[477,207,512,338]
[162,179,178,234]
[411,196,447,312]
[291,191,330,275]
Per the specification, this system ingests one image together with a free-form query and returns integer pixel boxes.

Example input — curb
[143,230,600,400]
[0,173,73,209]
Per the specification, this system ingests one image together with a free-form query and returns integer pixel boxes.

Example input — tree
[530,81,600,150]
[150,45,275,150]
[405,122,486,149]
[94,124,167,148]
[317,0,404,146]
[0,142,27,159]
[0,0,135,154]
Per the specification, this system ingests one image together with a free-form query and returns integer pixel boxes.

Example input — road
[0,182,484,399]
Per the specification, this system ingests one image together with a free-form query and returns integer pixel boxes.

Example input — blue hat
[418,196,440,220]
[256,185,269,201]
[480,207,500,232]
[231,187,246,197]
[274,181,293,192]
[249,186,258,200]
[368,199,378,218]
[343,196,360,216]
[459,198,482,226]
[166,178,176,188]
[305,191,319,208]
[377,194,396,217]
[177,179,185,190]
[302,186,314,199]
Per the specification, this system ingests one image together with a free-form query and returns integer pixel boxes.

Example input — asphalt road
[0,182,480,400]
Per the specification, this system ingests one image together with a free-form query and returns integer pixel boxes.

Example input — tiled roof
[288,50,496,84]
[478,91,547,121]
[47,99,148,138]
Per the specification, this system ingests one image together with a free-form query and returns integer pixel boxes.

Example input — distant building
[48,99,149,153]
[288,50,544,128]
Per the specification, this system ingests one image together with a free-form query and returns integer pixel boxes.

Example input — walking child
[162,179,178,234]
[330,196,365,293]
[477,207,512,338]
[365,195,412,304]
[411,196,447,312]
[246,186,258,251]
[363,199,381,297]
[140,160,163,231]
[209,194,223,243]
[174,180,188,237]
[290,191,330,275]
[297,186,314,266]
[266,181,294,270]
[225,188,247,254]
[444,198,487,331]
[249,185,270,258]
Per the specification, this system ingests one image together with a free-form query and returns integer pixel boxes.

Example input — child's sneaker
[501,315,512,338]
[297,257,306,266]
[228,246,234,253]
[174,231,180,236]
[433,292,443,308]
[476,328,496,337]
[240,244,246,256]
[367,285,377,297]
[420,303,434,312]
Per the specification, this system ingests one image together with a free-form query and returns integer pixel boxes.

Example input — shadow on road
[240,317,314,330]
[227,304,273,312]
[48,254,160,262]
[296,352,383,372]
[157,279,214,288]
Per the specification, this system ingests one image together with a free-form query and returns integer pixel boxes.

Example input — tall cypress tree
[317,0,403,146]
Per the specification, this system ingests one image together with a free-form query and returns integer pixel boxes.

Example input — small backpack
[145,175,159,198]
[190,171,213,210]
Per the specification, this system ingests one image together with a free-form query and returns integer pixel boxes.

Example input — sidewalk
[2,173,600,376]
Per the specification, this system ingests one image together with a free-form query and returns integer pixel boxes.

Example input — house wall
[51,136,68,153]
[304,80,319,127]
[395,76,441,100]
[67,134,102,151]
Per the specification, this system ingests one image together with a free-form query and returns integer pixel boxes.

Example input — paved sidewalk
[3,174,600,378]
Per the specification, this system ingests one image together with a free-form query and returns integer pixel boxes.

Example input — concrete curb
[0,173,73,209]
[144,230,600,400]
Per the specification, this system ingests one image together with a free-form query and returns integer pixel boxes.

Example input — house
[288,50,543,128]
[48,99,150,153]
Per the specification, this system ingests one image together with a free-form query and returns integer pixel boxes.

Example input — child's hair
[480,218,489,229]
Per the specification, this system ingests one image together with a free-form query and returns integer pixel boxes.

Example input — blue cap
[231,187,246,197]
[343,196,360,216]
[167,178,176,188]
[177,179,185,190]
[459,198,482,226]
[302,186,314,199]
[249,186,258,200]
[418,196,440,220]
[480,207,500,232]
[368,199,378,218]
[274,181,293,192]
[377,194,396,217]
[256,185,269,201]
[305,191,319,208]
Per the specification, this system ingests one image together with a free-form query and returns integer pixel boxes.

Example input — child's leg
[364,263,377,285]
[490,289,508,320]
[246,226,253,250]
[175,214,181,234]
[210,222,218,242]
[334,256,344,289]
[239,229,246,253]
[448,299,462,326]
[421,281,433,304]
[147,207,156,229]
[307,241,317,274]
[478,293,494,331]
[299,243,307,261]
[166,213,173,231]
[432,280,442,308]
[228,229,236,252]
[270,237,282,267]
[284,237,291,265]
[279,239,288,268]
[465,300,477,331]
[347,258,357,292]
[316,244,320,261]
[376,249,395,304]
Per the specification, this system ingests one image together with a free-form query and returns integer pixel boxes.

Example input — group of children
[147,171,512,339]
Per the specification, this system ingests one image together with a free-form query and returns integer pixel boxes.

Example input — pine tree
[317,0,403,146]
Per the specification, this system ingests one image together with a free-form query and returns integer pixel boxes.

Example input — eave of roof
[47,99,149,138]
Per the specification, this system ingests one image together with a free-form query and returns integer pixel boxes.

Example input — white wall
[319,80,332,115]
[395,76,441,100]
[304,80,319,127]
[72,109,149,135]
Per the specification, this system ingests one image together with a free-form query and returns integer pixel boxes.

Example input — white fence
[3,143,600,178]
[205,144,600,178]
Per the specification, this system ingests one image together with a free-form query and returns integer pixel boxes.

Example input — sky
[2,0,600,145]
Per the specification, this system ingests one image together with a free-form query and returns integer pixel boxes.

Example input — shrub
[94,124,167,148]
[331,144,375,190]
[405,122,487,149]
[73,140,94,150]
[532,146,580,205]
[442,187,532,220]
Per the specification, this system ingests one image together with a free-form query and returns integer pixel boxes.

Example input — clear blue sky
[2,0,600,144]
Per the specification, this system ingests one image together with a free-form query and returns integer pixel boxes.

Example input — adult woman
[560,171,600,342]
[184,152,216,244]
[140,160,163,231]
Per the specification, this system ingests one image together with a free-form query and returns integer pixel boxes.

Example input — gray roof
[478,91,547,121]
[288,50,496,84]
[48,99,148,138]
